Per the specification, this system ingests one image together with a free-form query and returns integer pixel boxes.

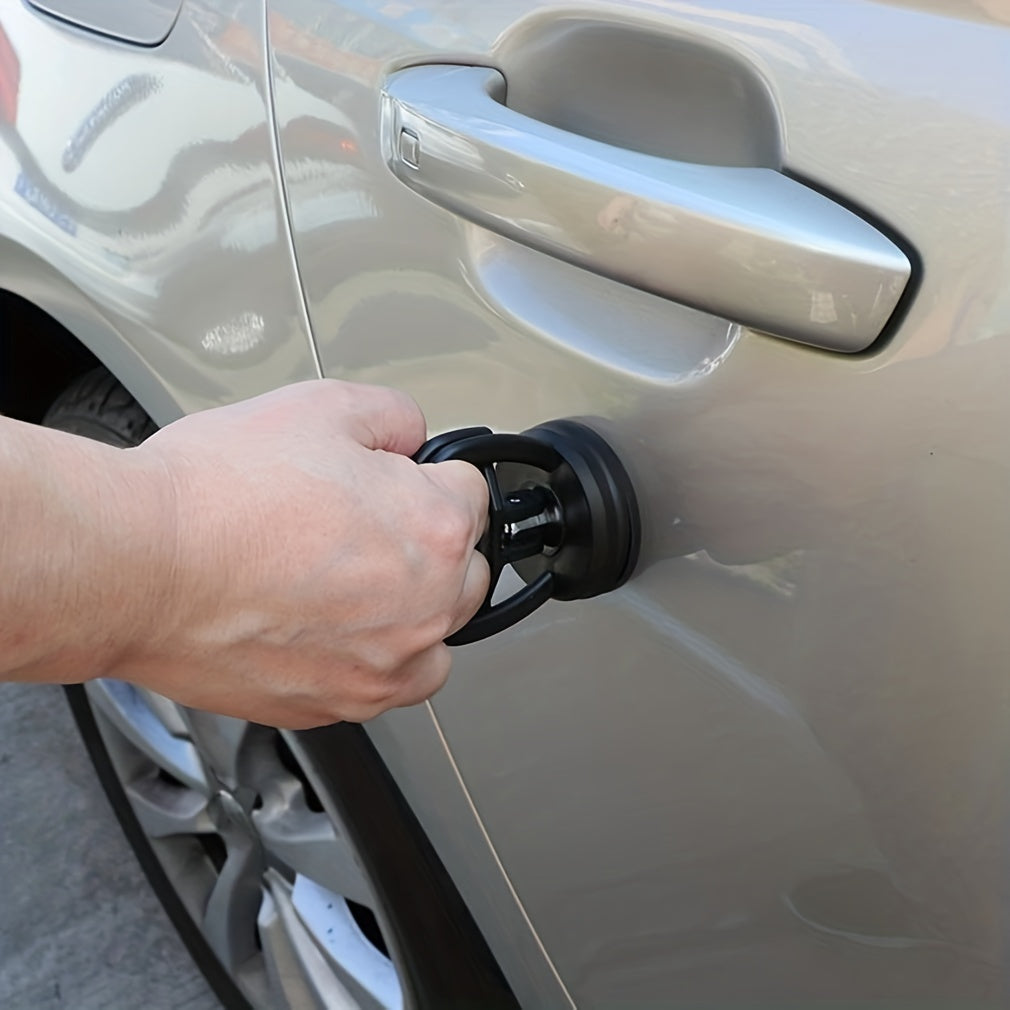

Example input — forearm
[1,379,487,727]
[0,416,173,683]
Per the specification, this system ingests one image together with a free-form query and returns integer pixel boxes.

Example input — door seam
[424,699,578,1010]
[261,0,324,380]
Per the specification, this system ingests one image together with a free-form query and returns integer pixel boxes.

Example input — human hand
[115,380,489,728]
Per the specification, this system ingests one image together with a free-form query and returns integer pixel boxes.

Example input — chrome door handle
[381,65,912,353]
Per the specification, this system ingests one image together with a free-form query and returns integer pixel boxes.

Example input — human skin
[0,379,490,728]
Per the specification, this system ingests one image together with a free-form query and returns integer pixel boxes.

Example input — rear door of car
[269,2,1010,1005]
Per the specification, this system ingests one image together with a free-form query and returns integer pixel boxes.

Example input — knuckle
[390,394,427,444]
[302,377,345,403]
[400,660,450,710]
[354,668,415,719]
[387,385,424,418]
[424,502,474,563]
[424,608,457,645]
[395,647,452,709]
[396,618,448,661]
[336,664,402,722]
[440,460,489,510]
[429,646,452,688]
[364,383,424,423]
[347,698,385,723]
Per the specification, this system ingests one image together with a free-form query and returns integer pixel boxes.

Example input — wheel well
[0,289,101,423]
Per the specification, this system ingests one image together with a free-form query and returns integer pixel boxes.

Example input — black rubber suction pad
[414,419,640,644]
[498,420,640,601]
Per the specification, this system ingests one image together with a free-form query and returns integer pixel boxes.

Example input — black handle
[414,420,641,646]
[415,428,561,645]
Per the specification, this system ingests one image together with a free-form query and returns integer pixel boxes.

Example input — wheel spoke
[87,682,406,1008]
[258,871,355,1010]
[136,687,191,737]
[179,709,270,791]
[124,773,213,838]
[202,834,265,973]
[261,870,400,1010]
[255,776,373,908]
[86,679,208,793]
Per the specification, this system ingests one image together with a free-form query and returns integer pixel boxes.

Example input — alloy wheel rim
[84,678,403,1010]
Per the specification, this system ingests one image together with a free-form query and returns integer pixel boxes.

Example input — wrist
[0,419,183,684]
[93,440,185,680]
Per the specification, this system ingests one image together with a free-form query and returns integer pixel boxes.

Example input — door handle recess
[381,65,912,353]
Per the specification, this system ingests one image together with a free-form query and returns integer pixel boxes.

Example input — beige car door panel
[269,1,1010,1005]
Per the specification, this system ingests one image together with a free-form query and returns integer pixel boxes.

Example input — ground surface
[0,682,220,1010]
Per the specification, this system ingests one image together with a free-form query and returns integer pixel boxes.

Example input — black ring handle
[415,430,563,471]
[415,428,563,645]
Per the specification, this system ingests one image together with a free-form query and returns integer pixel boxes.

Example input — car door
[269,2,1010,1005]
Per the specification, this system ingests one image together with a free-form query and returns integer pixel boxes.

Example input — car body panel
[361,703,574,1009]
[0,0,318,423]
[268,1,1010,1006]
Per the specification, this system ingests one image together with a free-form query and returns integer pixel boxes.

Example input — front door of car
[270,2,1010,1005]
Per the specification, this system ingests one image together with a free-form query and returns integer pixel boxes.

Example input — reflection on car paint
[201,310,266,355]
[62,73,162,173]
[14,170,75,235]
[0,0,319,416]
[188,6,257,84]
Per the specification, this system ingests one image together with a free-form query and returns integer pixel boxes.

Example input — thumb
[329,381,428,456]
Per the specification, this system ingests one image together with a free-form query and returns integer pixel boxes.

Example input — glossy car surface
[1,1,1008,1007]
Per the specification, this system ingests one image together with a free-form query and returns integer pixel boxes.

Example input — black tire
[44,366,249,1010]
[42,366,159,447]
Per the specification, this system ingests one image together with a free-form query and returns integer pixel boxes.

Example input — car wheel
[43,368,404,1010]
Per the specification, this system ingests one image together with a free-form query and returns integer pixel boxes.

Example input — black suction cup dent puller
[414,420,640,645]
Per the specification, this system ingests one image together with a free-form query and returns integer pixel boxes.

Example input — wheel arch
[0,237,182,424]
